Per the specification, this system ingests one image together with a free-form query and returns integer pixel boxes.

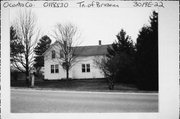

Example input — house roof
[73,45,110,56]
[43,41,111,56]
[42,41,60,56]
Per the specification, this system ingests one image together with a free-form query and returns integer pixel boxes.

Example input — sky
[10,8,155,46]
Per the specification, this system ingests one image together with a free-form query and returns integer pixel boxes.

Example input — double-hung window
[82,64,90,73]
[55,64,59,73]
[51,64,59,73]
[51,65,54,73]
[86,64,90,72]
[82,64,86,72]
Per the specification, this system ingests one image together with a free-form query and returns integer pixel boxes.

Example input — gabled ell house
[43,40,110,80]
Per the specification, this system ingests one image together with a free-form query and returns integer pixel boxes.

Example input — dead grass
[11,78,144,92]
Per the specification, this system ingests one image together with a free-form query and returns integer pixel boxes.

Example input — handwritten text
[3,2,34,8]
[43,2,69,8]
[77,1,119,8]
[133,2,164,8]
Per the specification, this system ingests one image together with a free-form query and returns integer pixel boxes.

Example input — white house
[43,40,110,80]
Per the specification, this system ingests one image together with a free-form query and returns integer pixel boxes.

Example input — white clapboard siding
[44,42,106,80]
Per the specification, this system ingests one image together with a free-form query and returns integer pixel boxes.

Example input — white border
[1,1,179,119]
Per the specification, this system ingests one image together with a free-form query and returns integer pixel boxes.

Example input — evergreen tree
[10,26,25,81]
[34,35,51,71]
[107,29,135,59]
[94,29,136,89]
[10,26,24,64]
[107,29,136,83]
[136,11,158,90]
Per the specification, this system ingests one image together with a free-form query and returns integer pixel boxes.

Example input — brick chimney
[99,40,101,45]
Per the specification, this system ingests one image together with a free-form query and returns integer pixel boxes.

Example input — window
[86,64,90,72]
[52,50,55,59]
[51,65,54,73]
[51,64,59,73]
[82,64,90,73]
[82,64,85,72]
[55,64,59,73]
[60,50,64,58]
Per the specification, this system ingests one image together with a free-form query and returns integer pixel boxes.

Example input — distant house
[43,40,110,80]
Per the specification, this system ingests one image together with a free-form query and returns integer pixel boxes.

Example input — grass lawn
[11,78,155,93]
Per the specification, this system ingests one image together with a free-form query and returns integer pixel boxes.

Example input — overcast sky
[10,8,155,46]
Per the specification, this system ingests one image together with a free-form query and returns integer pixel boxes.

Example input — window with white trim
[51,64,59,73]
[86,64,90,72]
[52,50,55,59]
[55,64,59,73]
[51,65,54,73]
[82,64,85,73]
[82,64,90,73]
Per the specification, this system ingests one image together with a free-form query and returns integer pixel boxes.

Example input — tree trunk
[25,70,29,87]
[31,73,35,88]
[25,56,29,87]
[108,76,114,90]
[66,68,69,80]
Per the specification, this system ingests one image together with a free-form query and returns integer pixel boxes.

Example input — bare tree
[93,55,116,90]
[53,23,81,80]
[11,9,40,86]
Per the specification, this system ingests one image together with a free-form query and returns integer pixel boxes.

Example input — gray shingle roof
[43,41,111,56]
[73,45,110,56]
